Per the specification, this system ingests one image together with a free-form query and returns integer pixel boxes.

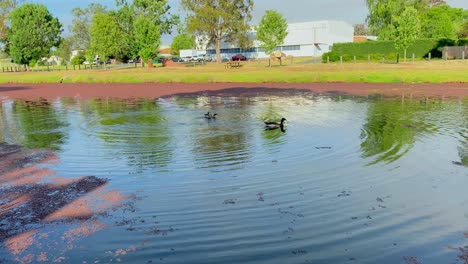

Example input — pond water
[0,91,467,264]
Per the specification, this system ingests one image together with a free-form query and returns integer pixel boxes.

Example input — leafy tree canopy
[354,24,370,36]
[394,6,421,51]
[8,3,62,66]
[256,10,288,55]
[0,0,18,41]
[181,0,253,63]
[170,33,195,55]
[89,12,122,61]
[69,3,106,50]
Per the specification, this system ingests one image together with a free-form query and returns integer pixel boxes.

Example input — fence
[1,62,146,73]
[442,46,467,60]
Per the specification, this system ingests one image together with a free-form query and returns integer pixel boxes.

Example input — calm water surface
[0,91,467,264]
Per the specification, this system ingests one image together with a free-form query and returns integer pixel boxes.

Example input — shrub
[322,39,466,63]
[71,51,86,65]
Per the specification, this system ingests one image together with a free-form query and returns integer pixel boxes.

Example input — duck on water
[264,118,286,130]
[204,112,218,119]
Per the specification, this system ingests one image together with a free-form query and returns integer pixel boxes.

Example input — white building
[183,20,353,60]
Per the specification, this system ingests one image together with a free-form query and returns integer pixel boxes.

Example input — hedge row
[322,38,468,63]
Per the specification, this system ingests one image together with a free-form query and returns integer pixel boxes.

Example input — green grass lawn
[0,59,467,84]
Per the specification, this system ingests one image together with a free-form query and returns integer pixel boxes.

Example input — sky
[34,0,468,46]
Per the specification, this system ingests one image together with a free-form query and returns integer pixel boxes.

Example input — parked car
[171,57,181,62]
[196,54,212,62]
[232,54,247,61]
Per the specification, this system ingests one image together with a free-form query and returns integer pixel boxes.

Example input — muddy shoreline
[0,82,466,100]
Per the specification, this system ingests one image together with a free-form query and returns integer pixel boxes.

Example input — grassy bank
[0,60,467,84]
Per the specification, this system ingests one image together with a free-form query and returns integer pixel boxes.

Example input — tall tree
[181,0,253,63]
[133,15,161,62]
[89,12,122,63]
[0,0,17,41]
[458,21,468,38]
[420,5,465,39]
[354,23,370,36]
[170,33,195,55]
[394,6,421,59]
[8,3,62,67]
[256,10,288,67]
[115,0,178,63]
[55,37,73,64]
[69,3,106,50]
[365,0,428,40]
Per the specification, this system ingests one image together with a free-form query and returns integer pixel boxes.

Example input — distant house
[158,46,171,57]
[353,36,377,42]
[71,50,84,60]
[42,55,61,65]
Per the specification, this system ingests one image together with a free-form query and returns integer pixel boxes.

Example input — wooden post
[382,55,385,63]
[445,51,448,60]
[368,54,370,63]
[327,56,329,63]
[340,56,342,64]
[404,49,407,63]
[428,53,431,61]
[353,56,356,64]
[463,51,465,60]
[412,53,415,63]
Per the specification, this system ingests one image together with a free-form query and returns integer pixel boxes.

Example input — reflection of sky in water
[0,94,467,264]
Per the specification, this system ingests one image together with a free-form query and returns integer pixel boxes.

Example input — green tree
[89,12,122,63]
[365,0,428,40]
[256,10,288,66]
[354,23,370,36]
[458,21,468,38]
[114,0,178,63]
[181,0,253,63]
[0,0,17,41]
[55,37,72,65]
[420,5,465,39]
[133,15,161,63]
[170,34,195,55]
[71,51,86,65]
[8,3,62,68]
[394,6,421,58]
[69,3,106,50]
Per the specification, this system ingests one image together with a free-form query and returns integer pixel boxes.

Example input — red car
[232,54,247,61]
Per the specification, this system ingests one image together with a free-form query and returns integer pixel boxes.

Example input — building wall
[181,20,353,60]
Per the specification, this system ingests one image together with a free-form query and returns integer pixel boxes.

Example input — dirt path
[0,82,466,100]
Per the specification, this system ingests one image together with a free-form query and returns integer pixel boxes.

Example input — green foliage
[322,39,440,62]
[71,51,86,65]
[256,10,288,55]
[365,0,426,40]
[8,3,62,66]
[366,1,466,41]
[0,0,17,41]
[133,15,161,61]
[394,6,421,51]
[69,4,106,50]
[459,21,468,38]
[420,5,462,39]
[114,0,178,62]
[90,12,123,61]
[55,37,73,63]
[170,34,195,55]
[181,0,253,63]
